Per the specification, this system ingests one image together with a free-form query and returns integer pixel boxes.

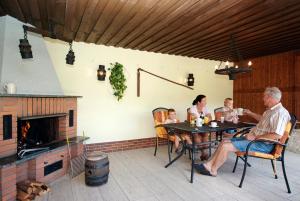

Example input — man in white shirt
[194,87,291,176]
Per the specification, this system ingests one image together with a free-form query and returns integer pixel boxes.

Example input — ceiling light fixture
[215,35,252,80]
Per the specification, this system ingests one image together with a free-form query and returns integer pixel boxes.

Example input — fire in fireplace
[17,115,62,154]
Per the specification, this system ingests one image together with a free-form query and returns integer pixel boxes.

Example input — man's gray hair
[265,87,282,101]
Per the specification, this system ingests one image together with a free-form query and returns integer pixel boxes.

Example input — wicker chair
[232,113,297,193]
[152,107,176,162]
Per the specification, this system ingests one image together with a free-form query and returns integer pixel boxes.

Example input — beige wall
[45,39,233,143]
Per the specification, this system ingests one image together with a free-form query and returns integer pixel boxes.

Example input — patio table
[161,121,256,183]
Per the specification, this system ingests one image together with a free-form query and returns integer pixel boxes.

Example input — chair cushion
[235,151,276,160]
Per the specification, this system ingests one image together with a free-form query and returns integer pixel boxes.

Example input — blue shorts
[231,137,274,153]
[226,129,237,134]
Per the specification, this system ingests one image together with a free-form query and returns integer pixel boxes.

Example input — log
[32,186,38,194]
[31,181,43,187]
[17,189,29,200]
[35,186,45,196]
[41,184,50,192]
[17,185,33,194]
[17,180,50,200]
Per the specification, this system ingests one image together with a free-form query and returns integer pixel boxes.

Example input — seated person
[222,98,239,123]
[194,87,290,176]
[164,108,192,153]
[189,95,212,160]
[222,98,239,134]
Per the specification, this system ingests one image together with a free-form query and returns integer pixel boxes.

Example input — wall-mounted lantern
[187,73,194,86]
[97,65,106,81]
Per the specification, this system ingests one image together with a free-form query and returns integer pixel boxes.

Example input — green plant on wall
[108,62,127,101]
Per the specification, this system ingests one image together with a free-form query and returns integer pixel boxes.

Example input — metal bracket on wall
[137,68,193,97]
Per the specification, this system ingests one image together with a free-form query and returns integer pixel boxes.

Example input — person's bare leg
[210,142,238,175]
[185,135,192,145]
[194,134,200,143]
[204,140,226,172]
[201,133,209,160]
[174,136,180,149]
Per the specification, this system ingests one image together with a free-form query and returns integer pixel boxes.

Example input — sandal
[194,164,214,176]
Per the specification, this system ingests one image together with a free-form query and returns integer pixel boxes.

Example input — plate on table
[209,125,219,128]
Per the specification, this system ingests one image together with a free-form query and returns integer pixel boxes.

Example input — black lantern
[19,26,33,59]
[66,42,75,65]
[97,65,106,81]
[187,74,194,86]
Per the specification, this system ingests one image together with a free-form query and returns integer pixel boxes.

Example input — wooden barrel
[85,151,109,186]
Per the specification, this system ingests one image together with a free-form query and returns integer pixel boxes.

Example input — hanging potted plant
[108,62,127,101]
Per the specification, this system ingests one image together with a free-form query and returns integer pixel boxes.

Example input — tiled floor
[36,146,300,201]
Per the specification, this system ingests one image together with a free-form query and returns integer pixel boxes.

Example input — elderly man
[195,87,291,176]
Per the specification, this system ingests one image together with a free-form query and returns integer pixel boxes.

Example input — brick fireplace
[0,94,84,201]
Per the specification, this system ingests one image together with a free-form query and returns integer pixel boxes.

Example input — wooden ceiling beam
[135,0,261,51]
[73,0,90,41]
[1,0,300,61]
[193,38,300,61]
[0,3,6,16]
[93,0,129,44]
[85,0,111,43]
[123,0,219,49]
[116,0,190,47]
[97,0,147,45]
[170,4,300,58]
[17,0,34,24]
[105,0,161,46]
[37,0,49,31]
[63,0,89,41]
[158,0,299,55]
[75,0,106,42]
[0,0,25,22]
[193,41,300,61]
[237,42,300,60]
[187,21,300,60]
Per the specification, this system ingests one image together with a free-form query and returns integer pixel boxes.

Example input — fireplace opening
[17,117,59,153]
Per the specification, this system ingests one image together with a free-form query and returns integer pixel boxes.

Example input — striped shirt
[251,103,290,136]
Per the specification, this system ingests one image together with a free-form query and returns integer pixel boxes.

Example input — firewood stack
[17,180,50,201]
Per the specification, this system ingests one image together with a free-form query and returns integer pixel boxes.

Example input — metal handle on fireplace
[18,147,50,159]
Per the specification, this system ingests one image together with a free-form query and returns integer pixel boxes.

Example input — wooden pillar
[294,51,300,119]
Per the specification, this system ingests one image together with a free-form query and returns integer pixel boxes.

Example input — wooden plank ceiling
[1,0,300,61]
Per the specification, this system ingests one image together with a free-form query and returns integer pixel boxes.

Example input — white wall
[0,16,63,95]
[0,17,5,78]
[45,39,233,144]
[0,16,233,144]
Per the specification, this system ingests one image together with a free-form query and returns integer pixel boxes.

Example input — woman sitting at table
[165,108,192,153]
[189,95,212,161]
